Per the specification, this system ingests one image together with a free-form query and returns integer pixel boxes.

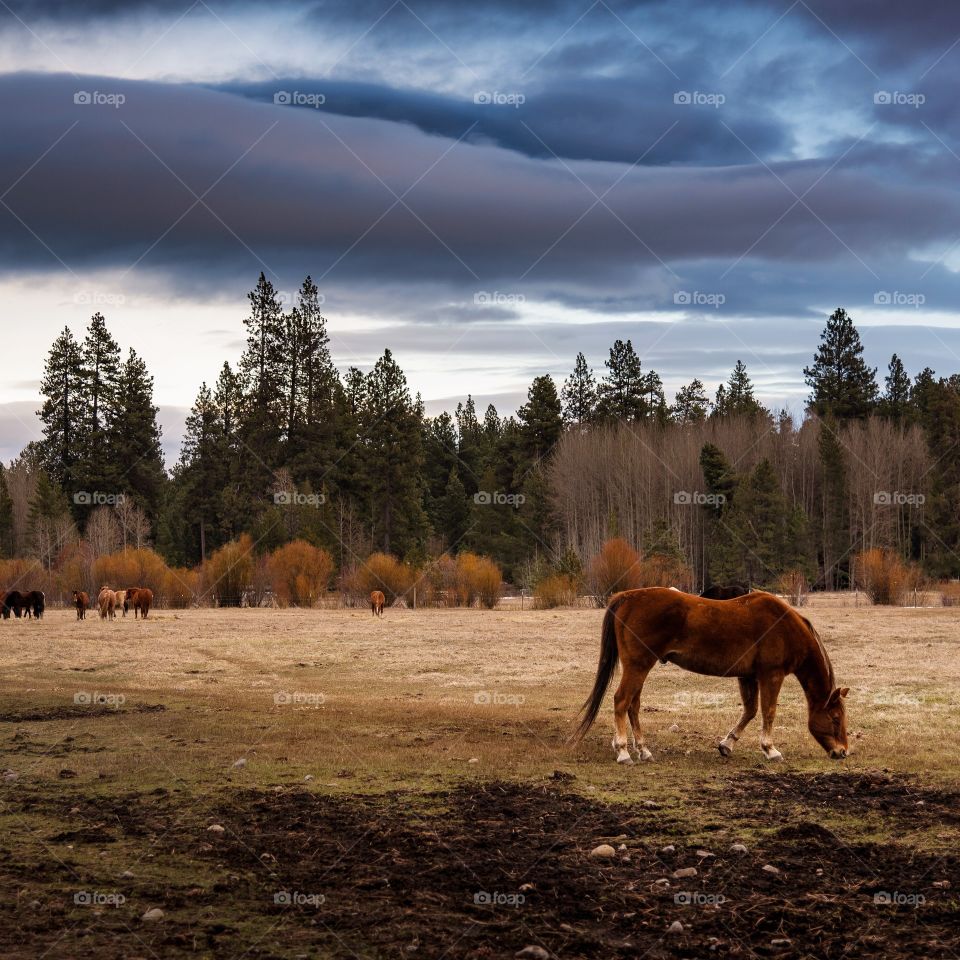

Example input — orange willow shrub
[776,568,809,606]
[587,538,642,605]
[92,548,169,596]
[342,552,416,606]
[457,552,503,608]
[267,540,334,607]
[534,573,580,609]
[634,554,693,590]
[853,548,924,605]
[163,567,200,608]
[203,534,254,607]
[0,557,46,597]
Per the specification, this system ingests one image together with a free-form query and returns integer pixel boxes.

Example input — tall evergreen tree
[0,465,13,558]
[561,352,597,425]
[104,348,166,519]
[516,375,563,467]
[724,360,766,418]
[596,339,647,422]
[671,379,710,423]
[879,354,911,423]
[37,325,84,490]
[818,416,849,589]
[804,308,878,419]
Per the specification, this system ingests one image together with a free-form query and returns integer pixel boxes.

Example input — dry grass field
[0,598,958,958]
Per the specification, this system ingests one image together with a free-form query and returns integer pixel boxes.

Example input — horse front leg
[719,676,758,756]
[758,671,785,761]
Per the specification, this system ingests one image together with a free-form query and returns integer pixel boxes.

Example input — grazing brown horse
[114,589,127,616]
[125,587,153,619]
[574,587,849,764]
[73,591,89,620]
[370,590,385,617]
[97,587,116,620]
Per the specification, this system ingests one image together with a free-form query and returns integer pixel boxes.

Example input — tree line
[6,283,960,594]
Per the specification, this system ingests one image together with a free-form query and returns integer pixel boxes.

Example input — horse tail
[572,595,625,743]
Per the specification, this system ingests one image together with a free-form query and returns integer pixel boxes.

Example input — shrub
[587,538,641,605]
[163,567,199,608]
[342,552,416,606]
[93,548,169,598]
[853,548,923,605]
[534,573,580,609]
[939,581,960,607]
[203,535,255,607]
[267,540,334,607]
[0,557,46,598]
[634,554,693,591]
[776,568,809,606]
[458,552,503,609]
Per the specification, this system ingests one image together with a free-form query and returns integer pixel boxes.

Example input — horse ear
[839,687,850,698]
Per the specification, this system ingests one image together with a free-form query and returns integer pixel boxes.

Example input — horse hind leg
[758,671,786,761]
[719,677,759,757]
[626,669,654,761]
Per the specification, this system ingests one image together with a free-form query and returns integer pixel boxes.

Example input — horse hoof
[718,742,733,758]
[616,753,634,765]
[762,748,783,762]
[639,748,654,762]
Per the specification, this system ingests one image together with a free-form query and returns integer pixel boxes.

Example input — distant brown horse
[125,587,153,619]
[97,587,116,620]
[575,587,849,764]
[114,590,127,616]
[73,591,89,620]
[370,590,385,617]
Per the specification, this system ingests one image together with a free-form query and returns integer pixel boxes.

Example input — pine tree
[724,360,766,418]
[671,379,710,423]
[28,470,75,570]
[561,352,597,425]
[436,467,470,549]
[0,465,13,558]
[362,349,427,554]
[923,378,960,575]
[179,382,224,562]
[879,354,911,423]
[699,443,736,517]
[516,375,562,467]
[804,308,878,419]
[104,348,166,520]
[596,339,647,422]
[818,416,849,589]
[910,366,938,430]
[456,396,483,490]
[37,325,84,490]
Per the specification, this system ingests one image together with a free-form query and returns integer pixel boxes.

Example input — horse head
[807,687,849,758]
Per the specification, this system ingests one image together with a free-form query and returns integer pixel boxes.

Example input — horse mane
[799,614,835,689]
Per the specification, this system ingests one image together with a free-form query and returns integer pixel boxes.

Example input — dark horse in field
[700,584,750,600]
[575,587,849,763]
[22,591,44,619]
[1,590,24,618]
[73,591,90,620]
[370,590,385,617]
[124,587,153,619]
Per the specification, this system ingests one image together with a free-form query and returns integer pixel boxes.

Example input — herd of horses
[71,587,154,620]
[0,590,45,619]
[575,583,850,764]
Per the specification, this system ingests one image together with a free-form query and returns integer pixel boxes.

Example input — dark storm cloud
[213,75,789,165]
[3,72,959,312]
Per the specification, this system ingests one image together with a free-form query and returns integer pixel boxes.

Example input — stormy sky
[2,0,960,464]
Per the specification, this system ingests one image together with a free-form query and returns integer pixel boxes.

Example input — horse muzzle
[829,747,848,760]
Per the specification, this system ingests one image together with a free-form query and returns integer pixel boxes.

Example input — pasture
[0,599,958,958]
